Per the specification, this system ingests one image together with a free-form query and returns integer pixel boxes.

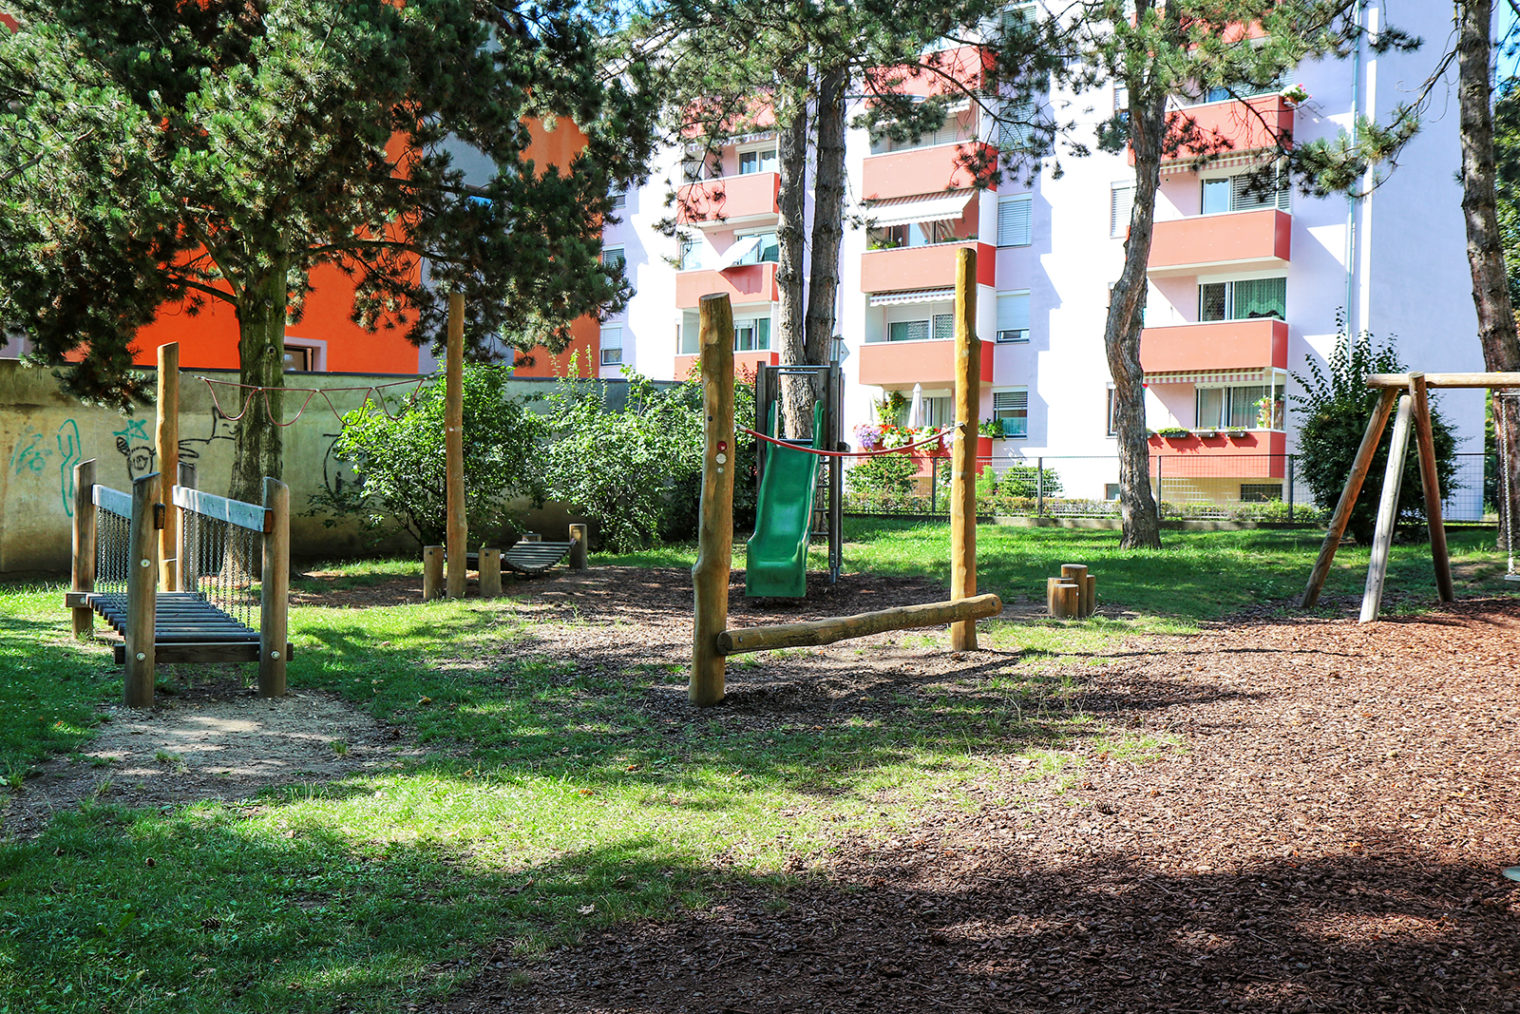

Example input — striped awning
[868,288,956,307]
[1144,368,1275,385]
[863,191,975,227]
[1160,151,1279,176]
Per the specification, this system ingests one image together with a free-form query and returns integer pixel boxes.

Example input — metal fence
[841,451,1493,524]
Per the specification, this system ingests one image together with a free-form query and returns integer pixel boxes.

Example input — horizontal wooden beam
[172,485,271,533]
[112,641,293,665]
[1367,372,1520,389]
[717,593,1003,656]
[92,484,133,520]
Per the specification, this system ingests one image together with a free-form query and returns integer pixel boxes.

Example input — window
[609,183,626,210]
[734,317,771,352]
[869,114,970,155]
[1195,383,1274,430]
[993,389,1028,438]
[738,147,778,174]
[1105,482,1121,501]
[679,237,701,271]
[1106,387,1119,436]
[1240,483,1282,502]
[1202,166,1290,214]
[923,395,953,427]
[283,345,316,372]
[998,101,1036,154]
[888,313,954,342]
[1198,277,1286,321]
[732,231,779,265]
[600,326,623,366]
[602,245,625,271]
[997,194,1032,247]
[871,220,968,249]
[1110,183,1134,238]
[997,291,1030,343]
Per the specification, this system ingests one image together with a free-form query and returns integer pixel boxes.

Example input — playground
[3,517,1520,1012]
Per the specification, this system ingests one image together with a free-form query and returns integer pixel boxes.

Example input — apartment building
[602,0,1484,507]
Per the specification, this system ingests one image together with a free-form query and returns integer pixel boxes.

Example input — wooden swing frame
[690,248,1001,706]
[1300,371,1520,622]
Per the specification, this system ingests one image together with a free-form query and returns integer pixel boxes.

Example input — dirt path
[1,680,406,838]
[436,597,1520,1014]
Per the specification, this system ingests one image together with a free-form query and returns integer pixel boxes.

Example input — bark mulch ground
[430,589,1520,1014]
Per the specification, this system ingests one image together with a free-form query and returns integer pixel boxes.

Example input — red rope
[740,426,954,458]
[199,376,427,425]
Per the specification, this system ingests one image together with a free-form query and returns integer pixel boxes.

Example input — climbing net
[199,376,427,427]
[180,506,262,629]
[1496,389,1520,581]
[93,496,132,599]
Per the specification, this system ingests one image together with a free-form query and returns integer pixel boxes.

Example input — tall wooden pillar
[950,248,980,651]
[445,292,467,598]
[156,342,180,591]
[690,293,735,707]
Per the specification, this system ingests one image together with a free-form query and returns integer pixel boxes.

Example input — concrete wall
[0,360,662,574]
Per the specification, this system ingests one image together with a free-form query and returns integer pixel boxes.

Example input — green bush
[318,363,546,546]
[844,453,918,510]
[1291,322,1459,544]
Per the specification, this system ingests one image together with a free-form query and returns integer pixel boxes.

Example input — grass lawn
[0,521,1511,1012]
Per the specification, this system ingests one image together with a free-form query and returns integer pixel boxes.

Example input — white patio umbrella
[907,383,924,428]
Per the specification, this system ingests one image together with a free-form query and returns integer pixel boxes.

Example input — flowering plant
[1281,83,1309,105]
[853,423,882,451]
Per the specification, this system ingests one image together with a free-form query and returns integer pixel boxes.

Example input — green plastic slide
[745,404,824,598]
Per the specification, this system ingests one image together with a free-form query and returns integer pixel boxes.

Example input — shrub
[844,453,918,510]
[1291,321,1459,544]
[318,363,546,546]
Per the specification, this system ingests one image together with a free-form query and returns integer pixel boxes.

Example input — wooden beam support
[422,545,444,601]
[1408,374,1455,603]
[71,459,96,639]
[568,523,588,570]
[690,293,735,707]
[156,342,180,591]
[1367,372,1520,389]
[259,477,289,697]
[445,291,467,599]
[719,594,1003,655]
[950,247,980,651]
[479,546,502,598]
[125,472,159,708]
[1300,387,1399,608]
[1360,394,1414,623]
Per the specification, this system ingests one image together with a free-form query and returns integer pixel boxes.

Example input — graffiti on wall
[110,413,236,482]
[8,419,84,515]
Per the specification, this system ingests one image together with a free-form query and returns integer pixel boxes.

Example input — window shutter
[931,313,955,341]
[1110,184,1134,238]
[998,195,1032,247]
[997,292,1030,342]
[993,389,1029,437]
[600,325,623,366]
[1199,283,1228,321]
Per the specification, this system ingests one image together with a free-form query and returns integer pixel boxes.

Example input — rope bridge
[65,459,291,708]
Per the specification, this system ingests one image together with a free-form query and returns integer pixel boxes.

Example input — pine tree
[0,0,657,502]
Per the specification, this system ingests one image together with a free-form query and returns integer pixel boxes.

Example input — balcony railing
[676,172,780,226]
[860,241,994,293]
[861,143,993,202]
[858,337,995,387]
[1163,94,1294,162]
[1146,430,1288,478]
[675,262,778,309]
[1140,317,1289,374]
[672,349,778,379]
[1148,208,1291,274]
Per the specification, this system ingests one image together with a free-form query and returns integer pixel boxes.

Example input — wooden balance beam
[717,593,1002,655]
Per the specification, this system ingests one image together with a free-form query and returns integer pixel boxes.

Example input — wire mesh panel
[93,499,133,597]
[180,506,262,631]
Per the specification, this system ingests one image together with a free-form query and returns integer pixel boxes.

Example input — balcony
[858,338,995,387]
[672,349,778,380]
[1148,208,1291,275]
[1140,318,1288,374]
[860,241,995,294]
[1147,430,1288,479]
[676,172,780,227]
[1163,94,1294,163]
[861,143,994,202]
[675,262,778,309]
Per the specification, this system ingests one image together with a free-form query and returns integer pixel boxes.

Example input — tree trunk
[230,258,289,508]
[805,65,847,370]
[776,75,812,439]
[1102,71,1166,550]
[1456,0,1520,550]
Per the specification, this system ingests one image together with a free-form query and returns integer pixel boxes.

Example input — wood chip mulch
[430,590,1520,1014]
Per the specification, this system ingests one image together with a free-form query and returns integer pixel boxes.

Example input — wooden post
[422,545,444,600]
[1048,581,1079,619]
[950,247,980,651]
[1360,394,1414,623]
[156,342,180,591]
[479,547,502,597]
[445,291,467,599]
[1061,564,1090,616]
[690,293,735,707]
[1300,387,1399,607]
[1084,575,1097,618]
[125,472,160,709]
[259,477,289,697]
[71,459,97,639]
[568,523,588,569]
[1408,373,1455,602]
[718,594,1003,655]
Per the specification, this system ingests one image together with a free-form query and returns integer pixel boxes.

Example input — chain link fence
[842,451,1493,524]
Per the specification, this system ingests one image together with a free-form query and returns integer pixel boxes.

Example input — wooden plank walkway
[87,591,259,643]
